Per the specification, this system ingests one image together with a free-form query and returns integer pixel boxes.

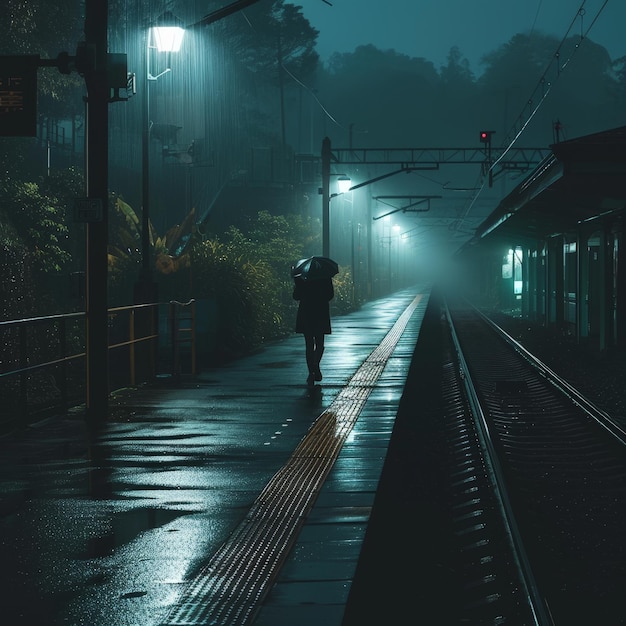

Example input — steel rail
[474,304,626,445]
[444,297,553,626]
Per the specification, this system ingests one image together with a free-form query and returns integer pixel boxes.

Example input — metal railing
[108,302,159,387]
[0,300,196,428]
[0,312,86,425]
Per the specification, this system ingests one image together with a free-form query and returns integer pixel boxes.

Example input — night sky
[301,0,626,72]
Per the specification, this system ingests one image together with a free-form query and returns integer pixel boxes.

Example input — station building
[459,125,626,353]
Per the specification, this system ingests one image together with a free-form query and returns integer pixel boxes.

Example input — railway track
[440,297,626,625]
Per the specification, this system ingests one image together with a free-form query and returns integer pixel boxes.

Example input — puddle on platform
[83,507,192,558]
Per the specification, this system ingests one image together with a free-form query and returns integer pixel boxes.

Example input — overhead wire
[280,62,348,130]
[454,0,610,233]
[529,0,544,36]
[238,2,349,131]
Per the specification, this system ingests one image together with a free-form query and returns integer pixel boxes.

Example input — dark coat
[293,277,334,335]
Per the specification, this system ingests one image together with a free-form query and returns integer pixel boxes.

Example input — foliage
[321,45,443,146]
[1,0,85,119]
[440,46,475,86]
[226,0,319,82]
[224,210,318,273]
[331,265,361,316]
[318,31,626,148]
[187,238,283,358]
[159,209,333,359]
[106,200,349,359]
[0,221,35,321]
[477,34,623,143]
[211,0,320,148]
[0,166,86,318]
[107,195,142,303]
[610,55,626,106]
[108,195,199,303]
[43,166,84,200]
[1,0,82,55]
[0,179,70,275]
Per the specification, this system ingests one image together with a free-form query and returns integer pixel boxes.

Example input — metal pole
[321,137,331,258]
[134,31,158,388]
[367,194,373,298]
[135,32,158,304]
[84,0,110,422]
[141,35,151,289]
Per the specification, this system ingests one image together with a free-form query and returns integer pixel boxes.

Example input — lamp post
[321,138,353,258]
[137,12,185,303]
[333,174,351,262]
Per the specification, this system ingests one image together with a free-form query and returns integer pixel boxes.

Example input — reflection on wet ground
[0,288,426,625]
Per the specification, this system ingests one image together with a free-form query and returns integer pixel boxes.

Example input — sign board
[0,55,39,137]
[74,197,104,223]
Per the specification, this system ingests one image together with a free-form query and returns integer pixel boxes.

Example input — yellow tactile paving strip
[162,294,423,626]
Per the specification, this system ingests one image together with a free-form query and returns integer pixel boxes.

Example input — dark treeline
[311,34,626,149]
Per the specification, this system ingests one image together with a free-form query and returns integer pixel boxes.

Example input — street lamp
[327,175,352,259]
[137,12,185,302]
[152,12,185,54]
[337,175,352,194]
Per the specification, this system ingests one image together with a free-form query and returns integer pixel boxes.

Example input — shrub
[188,239,286,359]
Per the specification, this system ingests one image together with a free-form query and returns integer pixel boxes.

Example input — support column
[84,0,110,422]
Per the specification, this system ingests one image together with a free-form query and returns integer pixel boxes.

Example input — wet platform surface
[0,287,430,625]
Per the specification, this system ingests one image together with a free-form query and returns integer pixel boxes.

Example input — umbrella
[291,256,339,280]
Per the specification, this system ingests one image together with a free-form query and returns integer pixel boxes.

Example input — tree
[215,0,320,147]
[319,45,441,146]
[440,46,475,86]
[437,47,479,145]
[0,168,85,317]
[477,33,622,144]
[610,55,626,108]
[1,0,84,122]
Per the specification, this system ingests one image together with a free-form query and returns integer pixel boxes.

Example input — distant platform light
[337,175,352,194]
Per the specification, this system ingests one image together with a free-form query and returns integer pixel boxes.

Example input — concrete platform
[0,287,430,625]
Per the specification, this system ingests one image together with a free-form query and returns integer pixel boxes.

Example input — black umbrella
[291,256,339,280]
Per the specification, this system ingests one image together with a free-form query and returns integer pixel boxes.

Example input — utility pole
[83,0,110,423]
[321,137,331,258]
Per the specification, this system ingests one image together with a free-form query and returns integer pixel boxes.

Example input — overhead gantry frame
[319,136,551,256]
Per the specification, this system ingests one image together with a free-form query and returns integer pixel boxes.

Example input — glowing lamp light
[153,11,185,52]
[337,175,352,194]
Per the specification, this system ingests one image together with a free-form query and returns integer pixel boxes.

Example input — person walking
[293,274,334,387]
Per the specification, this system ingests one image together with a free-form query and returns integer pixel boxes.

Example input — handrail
[0,311,84,327]
[108,302,160,313]
[0,352,86,379]
[108,335,158,351]
[0,302,163,426]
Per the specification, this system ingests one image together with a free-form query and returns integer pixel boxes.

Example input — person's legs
[313,333,325,380]
[304,334,316,385]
